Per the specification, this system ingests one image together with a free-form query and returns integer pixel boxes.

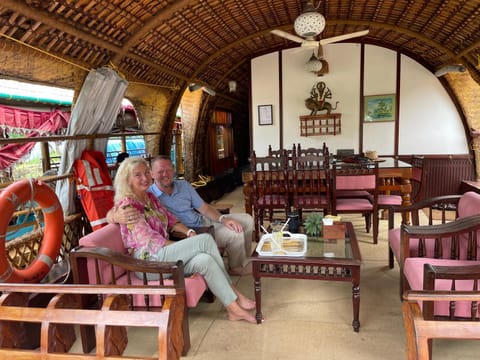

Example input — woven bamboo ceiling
[1,0,480,104]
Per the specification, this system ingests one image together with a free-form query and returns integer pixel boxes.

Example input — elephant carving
[304,81,339,115]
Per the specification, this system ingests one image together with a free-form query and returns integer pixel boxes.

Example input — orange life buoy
[0,179,64,283]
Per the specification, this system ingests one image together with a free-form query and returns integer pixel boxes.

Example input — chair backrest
[250,150,288,207]
[268,144,296,168]
[331,163,379,205]
[410,155,427,202]
[297,142,329,158]
[292,154,330,212]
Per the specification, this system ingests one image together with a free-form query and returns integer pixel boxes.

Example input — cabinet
[300,113,341,136]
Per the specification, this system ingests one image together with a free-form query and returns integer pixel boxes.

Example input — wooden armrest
[388,194,462,229]
[401,213,480,238]
[71,246,184,274]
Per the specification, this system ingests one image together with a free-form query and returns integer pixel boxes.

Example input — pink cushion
[458,191,480,218]
[336,175,375,190]
[336,198,373,211]
[80,223,126,254]
[378,194,402,206]
[404,257,480,318]
[79,224,207,308]
[115,273,207,308]
[336,190,372,198]
[80,224,127,284]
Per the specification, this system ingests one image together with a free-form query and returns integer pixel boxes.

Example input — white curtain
[56,67,128,215]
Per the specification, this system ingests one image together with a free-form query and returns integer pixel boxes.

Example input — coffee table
[251,221,362,331]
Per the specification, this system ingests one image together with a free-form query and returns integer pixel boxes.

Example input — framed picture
[364,94,396,122]
[258,104,273,125]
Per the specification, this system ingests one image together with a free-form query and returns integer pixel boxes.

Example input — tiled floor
[76,186,480,359]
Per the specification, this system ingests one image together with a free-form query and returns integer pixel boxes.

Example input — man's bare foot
[226,302,256,323]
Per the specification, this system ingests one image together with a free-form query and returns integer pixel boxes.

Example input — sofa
[70,223,209,355]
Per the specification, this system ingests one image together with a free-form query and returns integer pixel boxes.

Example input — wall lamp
[434,64,466,77]
[188,83,216,96]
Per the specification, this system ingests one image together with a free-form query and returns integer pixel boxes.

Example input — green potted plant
[304,212,323,237]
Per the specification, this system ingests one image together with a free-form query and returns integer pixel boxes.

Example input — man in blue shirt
[148,156,253,275]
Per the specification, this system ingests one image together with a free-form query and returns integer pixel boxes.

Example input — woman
[113,157,256,323]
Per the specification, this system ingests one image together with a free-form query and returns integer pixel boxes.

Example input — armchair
[403,263,480,360]
[388,191,480,271]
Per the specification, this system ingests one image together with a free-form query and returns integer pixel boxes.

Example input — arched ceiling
[1,0,480,108]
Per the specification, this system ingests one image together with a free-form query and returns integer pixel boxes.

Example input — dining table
[241,157,413,215]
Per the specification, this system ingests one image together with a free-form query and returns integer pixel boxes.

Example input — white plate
[256,232,307,257]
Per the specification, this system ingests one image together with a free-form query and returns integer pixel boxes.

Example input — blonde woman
[112,157,256,323]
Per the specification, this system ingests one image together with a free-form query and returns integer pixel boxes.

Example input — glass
[306,236,353,259]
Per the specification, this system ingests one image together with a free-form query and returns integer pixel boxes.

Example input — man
[109,155,253,275]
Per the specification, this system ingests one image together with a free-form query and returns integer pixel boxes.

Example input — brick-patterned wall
[446,72,480,179]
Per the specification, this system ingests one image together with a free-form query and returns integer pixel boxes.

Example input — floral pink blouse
[116,192,178,257]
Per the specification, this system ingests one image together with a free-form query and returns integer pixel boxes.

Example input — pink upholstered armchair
[387,191,480,296]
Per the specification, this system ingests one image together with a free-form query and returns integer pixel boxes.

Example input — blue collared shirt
[149,179,205,228]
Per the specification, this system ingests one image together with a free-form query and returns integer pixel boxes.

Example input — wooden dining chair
[250,150,290,237]
[292,154,330,222]
[331,162,379,244]
[410,155,428,203]
[296,142,328,157]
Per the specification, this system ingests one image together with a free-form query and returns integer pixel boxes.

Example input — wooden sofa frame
[0,283,184,360]
[69,247,194,356]
[402,263,480,360]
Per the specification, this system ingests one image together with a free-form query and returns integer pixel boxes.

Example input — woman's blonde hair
[113,156,150,202]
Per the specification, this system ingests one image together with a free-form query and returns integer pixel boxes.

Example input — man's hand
[221,217,243,233]
[109,205,139,224]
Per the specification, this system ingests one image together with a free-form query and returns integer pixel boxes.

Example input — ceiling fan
[271,1,369,51]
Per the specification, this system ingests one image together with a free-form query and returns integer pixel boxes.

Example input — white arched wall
[251,44,468,156]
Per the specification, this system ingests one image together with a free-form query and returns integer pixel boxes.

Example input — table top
[251,222,362,264]
[332,157,412,169]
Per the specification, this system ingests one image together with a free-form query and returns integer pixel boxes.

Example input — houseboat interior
[1,1,480,359]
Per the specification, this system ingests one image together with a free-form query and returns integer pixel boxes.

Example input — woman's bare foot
[226,301,256,323]
[237,295,256,310]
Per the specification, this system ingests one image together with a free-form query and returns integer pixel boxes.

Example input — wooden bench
[0,283,185,360]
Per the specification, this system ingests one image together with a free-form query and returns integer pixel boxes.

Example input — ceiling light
[305,52,323,73]
[434,64,466,77]
[294,1,326,39]
[188,83,202,92]
[228,80,237,92]
[188,83,216,96]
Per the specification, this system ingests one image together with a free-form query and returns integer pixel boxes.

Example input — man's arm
[106,205,138,224]
[197,203,243,233]
[107,205,197,237]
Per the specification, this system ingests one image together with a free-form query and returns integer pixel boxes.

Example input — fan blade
[319,30,369,45]
[271,29,304,44]
[300,40,320,49]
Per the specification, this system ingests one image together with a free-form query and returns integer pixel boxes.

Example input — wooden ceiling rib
[0,0,479,103]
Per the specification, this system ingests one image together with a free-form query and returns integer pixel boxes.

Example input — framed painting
[364,94,396,122]
[258,104,273,125]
